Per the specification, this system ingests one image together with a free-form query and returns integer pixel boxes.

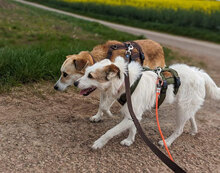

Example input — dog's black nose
[74,81,79,87]
[54,85,59,90]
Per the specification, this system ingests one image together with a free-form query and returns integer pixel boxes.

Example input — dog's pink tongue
[80,89,87,95]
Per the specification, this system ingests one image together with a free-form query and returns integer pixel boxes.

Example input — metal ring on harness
[155,67,163,80]
[111,45,118,50]
[125,44,134,61]
[126,44,134,55]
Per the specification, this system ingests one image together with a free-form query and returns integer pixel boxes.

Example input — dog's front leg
[92,117,133,149]
[90,92,115,122]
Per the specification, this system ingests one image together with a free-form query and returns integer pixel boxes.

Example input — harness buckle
[111,45,118,50]
[126,44,134,55]
[155,67,163,80]
[156,78,163,94]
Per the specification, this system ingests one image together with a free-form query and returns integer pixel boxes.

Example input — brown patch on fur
[74,51,94,71]
[64,51,94,73]
[66,55,73,59]
[104,64,120,80]
[91,64,120,82]
[61,39,165,80]
[90,69,107,83]
[163,71,173,78]
[74,59,88,71]
[89,39,165,69]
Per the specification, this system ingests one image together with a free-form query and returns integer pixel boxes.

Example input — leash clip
[155,67,162,79]
[156,77,164,94]
[126,44,134,55]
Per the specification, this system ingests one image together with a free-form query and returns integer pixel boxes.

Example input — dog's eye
[63,72,68,77]
[88,73,93,79]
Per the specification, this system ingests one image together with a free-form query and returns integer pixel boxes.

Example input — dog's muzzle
[74,81,79,87]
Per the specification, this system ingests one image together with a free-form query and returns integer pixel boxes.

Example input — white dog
[74,57,220,149]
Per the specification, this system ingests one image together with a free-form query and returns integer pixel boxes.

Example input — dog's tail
[201,71,220,100]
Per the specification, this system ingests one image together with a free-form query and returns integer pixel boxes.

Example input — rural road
[15,0,220,61]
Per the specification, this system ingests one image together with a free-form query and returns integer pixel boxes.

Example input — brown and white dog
[54,39,165,121]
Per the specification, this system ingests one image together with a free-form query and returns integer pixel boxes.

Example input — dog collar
[89,52,96,64]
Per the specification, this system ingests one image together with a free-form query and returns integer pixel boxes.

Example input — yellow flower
[63,0,220,13]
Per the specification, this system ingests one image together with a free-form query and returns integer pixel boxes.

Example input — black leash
[124,72,186,173]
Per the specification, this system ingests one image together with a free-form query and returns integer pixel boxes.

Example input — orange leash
[156,79,174,161]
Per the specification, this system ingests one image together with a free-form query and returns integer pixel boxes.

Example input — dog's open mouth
[80,86,97,96]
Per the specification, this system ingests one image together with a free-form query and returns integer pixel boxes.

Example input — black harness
[106,41,181,107]
[118,67,181,108]
[106,41,145,65]
[105,41,185,172]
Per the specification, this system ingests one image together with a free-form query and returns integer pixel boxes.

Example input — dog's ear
[66,55,73,59]
[73,59,89,71]
[104,64,120,81]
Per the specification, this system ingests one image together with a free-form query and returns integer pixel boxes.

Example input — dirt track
[0,61,220,172]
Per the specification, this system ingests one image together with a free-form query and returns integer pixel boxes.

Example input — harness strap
[118,67,152,105]
[130,41,145,65]
[118,74,142,105]
[118,66,181,108]
[124,73,186,173]
[106,44,127,60]
[89,52,96,64]
[157,86,167,108]
[156,67,181,108]
[106,41,145,65]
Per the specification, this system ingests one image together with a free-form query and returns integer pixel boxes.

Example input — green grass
[26,0,220,43]
[0,0,190,93]
[0,0,143,92]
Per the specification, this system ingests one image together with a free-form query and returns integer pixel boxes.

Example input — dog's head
[74,57,126,96]
[54,51,94,91]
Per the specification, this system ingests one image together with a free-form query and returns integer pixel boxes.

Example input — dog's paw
[120,139,133,146]
[92,139,106,150]
[158,140,171,147]
[90,115,102,122]
[158,140,164,146]
[189,130,197,136]
[106,110,114,117]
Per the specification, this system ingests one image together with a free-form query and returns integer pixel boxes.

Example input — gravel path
[0,78,219,172]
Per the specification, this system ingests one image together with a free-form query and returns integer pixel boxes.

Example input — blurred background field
[27,0,220,43]
[64,0,220,13]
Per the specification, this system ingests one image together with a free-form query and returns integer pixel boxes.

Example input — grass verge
[0,0,142,92]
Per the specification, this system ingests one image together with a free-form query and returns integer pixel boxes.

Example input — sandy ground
[0,57,220,173]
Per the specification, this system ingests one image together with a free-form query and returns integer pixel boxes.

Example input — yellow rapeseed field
[64,0,220,13]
